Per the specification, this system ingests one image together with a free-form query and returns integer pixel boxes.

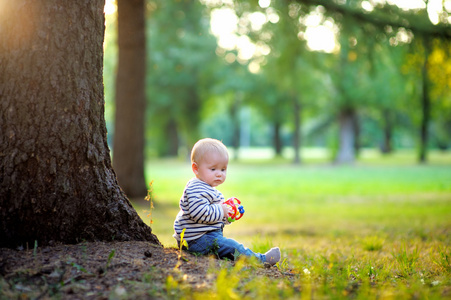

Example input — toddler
[173,138,280,265]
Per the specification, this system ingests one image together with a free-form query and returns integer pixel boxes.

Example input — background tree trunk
[336,108,356,164]
[273,122,282,157]
[113,0,147,197]
[0,0,159,248]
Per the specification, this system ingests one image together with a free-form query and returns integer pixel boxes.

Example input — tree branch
[296,0,451,39]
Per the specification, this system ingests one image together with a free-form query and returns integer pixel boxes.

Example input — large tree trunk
[0,0,159,248]
[336,108,356,164]
[113,0,147,197]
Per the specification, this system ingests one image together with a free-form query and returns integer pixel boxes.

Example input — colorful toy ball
[224,197,245,222]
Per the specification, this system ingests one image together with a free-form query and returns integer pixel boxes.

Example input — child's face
[192,151,228,187]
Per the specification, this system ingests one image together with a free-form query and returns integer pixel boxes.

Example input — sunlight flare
[104,0,117,15]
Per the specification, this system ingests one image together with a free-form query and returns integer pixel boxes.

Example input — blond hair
[191,138,228,164]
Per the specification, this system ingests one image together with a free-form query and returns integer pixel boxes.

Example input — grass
[132,148,451,299]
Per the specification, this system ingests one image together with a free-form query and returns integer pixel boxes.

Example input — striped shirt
[173,177,226,242]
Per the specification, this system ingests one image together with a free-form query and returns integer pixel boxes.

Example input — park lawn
[132,150,451,299]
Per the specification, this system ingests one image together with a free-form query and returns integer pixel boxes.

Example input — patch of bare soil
[0,241,283,299]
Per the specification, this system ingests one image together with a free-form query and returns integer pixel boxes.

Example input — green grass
[133,149,451,299]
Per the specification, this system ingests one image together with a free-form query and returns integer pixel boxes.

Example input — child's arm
[186,195,228,224]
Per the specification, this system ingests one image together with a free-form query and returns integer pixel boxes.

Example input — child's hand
[221,204,231,217]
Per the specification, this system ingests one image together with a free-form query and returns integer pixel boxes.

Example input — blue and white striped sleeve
[186,193,223,223]
[180,181,223,223]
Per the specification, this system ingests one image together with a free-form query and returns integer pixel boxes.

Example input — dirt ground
[0,241,284,299]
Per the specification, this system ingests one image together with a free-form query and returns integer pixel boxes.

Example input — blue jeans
[185,229,266,263]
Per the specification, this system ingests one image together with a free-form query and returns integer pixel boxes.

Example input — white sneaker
[264,247,281,266]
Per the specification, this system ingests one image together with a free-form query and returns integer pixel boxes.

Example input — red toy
[224,197,245,222]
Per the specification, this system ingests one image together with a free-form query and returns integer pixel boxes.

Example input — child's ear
[192,162,199,175]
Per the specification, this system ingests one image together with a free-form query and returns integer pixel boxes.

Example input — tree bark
[0,0,159,248]
[113,0,147,197]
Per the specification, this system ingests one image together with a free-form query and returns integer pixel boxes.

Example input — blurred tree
[0,0,159,247]
[207,59,255,159]
[366,39,413,153]
[113,0,147,197]
[248,1,313,163]
[266,2,307,163]
[298,0,451,39]
[260,0,371,163]
[401,37,451,153]
[296,0,451,162]
[333,12,374,163]
[147,0,219,156]
[428,39,451,150]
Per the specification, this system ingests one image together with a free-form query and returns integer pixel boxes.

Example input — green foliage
[432,246,451,274]
[361,235,384,252]
[68,261,90,274]
[392,246,420,278]
[144,180,155,224]
[251,234,274,254]
[139,240,449,299]
[33,240,38,258]
[146,0,220,155]
[177,228,188,265]
[276,258,290,273]
[106,249,116,270]
[103,0,451,160]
